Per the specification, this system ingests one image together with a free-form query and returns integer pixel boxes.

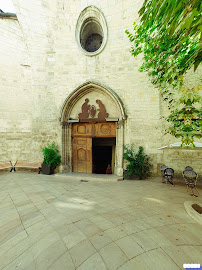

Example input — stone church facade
[0,0,201,176]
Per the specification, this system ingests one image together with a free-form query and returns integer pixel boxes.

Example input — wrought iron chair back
[183,170,199,196]
[164,168,174,185]
[184,166,193,171]
[160,165,168,183]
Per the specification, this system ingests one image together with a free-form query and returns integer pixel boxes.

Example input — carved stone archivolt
[78,99,109,122]
[60,82,126,123]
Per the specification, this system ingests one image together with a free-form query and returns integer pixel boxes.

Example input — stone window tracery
[75,6,107,56]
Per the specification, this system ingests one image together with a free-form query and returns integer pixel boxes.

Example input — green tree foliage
[167,85,202,146]
[138,0,202,71]
[126,0,202,146]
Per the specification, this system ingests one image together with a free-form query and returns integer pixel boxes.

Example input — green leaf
[126,0,202,147]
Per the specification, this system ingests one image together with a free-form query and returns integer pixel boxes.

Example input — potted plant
[123,145,152,180]
[41,142,61,175]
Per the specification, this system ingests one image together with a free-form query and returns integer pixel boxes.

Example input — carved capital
[116,120,124,129]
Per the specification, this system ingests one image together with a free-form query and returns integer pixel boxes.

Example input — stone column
[67,123,72,172]
[115,120,124,176]
[61,122,69,172]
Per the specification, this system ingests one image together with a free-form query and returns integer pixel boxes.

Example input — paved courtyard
[0,172,201,270]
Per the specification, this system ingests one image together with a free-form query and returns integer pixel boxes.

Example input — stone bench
[0,161,13,172]
[14,161,42,174]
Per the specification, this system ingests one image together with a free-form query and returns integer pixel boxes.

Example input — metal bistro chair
[164,168,174,185]
[183,170,199,197]
[160,165,168,183]
[184,166,193,171]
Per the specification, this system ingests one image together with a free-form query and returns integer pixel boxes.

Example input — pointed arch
[60,81,126,122]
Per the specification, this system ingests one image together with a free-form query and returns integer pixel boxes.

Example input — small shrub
[41,142,61,169]
[123,145,152,179]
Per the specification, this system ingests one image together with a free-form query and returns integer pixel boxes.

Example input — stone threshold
[54,172,123,182]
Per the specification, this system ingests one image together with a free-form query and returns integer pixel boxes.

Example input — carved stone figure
[96,100,109,120]
[78,98,109,121]
[89,105,96,118]
[78,98,90,120]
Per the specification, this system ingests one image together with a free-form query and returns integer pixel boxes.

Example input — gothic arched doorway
[60,81,126,176]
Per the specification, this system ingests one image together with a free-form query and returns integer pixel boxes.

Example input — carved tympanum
[78,99,109,122]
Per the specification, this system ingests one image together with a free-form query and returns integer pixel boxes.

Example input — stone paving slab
[0,172,201,270]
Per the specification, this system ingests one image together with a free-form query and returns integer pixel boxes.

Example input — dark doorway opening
[92,138,116,174]
[93,146,112,174]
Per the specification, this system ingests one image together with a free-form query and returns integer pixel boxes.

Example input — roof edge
[0,13,17,20]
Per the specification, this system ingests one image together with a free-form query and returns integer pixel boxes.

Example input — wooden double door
[72,122,116,173]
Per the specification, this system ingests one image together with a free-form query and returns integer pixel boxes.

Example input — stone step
[54,172,123,182]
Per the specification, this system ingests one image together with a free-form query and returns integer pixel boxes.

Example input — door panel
[72,122,116,137]
[95,122,116,137]
[72,123,94,137]
[72,137,92,173]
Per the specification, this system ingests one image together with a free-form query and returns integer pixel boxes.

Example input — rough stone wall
[158,148,202,180]
[0,15,34,161]
[0,0,201,176]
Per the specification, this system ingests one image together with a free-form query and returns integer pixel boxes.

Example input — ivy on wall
[126,0,202,147]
